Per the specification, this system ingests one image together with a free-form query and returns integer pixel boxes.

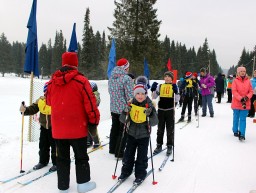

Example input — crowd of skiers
[19,51,256,193]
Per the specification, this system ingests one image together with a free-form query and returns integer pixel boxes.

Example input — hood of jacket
[51,67,79,86]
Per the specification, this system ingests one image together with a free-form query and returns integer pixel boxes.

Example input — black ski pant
[216,92,222,103]
[156,109,174,146]
[55,137,90,191]
[109,112,127,157]
[181,96,193,117]
[193,95,199,115]
[39,126,56,165]
[121,135,149,180]
[227,89,232,102]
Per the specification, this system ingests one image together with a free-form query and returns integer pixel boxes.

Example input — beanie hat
[62,52,78,67]
[117,58,130,70]
[237,66,246,74]
[43,82,48,93]
[133,84,147,96]
[193,72,198,77]
[185,71,192,79]
[90,81,98,92]
[164,71,174,79]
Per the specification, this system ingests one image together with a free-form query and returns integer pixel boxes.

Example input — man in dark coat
[215,73,225,103]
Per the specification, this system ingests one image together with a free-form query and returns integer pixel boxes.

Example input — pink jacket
[231,76,253,110]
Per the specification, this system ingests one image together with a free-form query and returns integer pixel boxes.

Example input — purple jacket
[199,74,215,96]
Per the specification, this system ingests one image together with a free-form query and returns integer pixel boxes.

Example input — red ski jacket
[46,68,100,139]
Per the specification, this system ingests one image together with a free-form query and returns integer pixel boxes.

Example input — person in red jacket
[231,66,253,141]
[46,52,100,193]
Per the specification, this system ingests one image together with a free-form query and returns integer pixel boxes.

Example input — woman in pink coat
[231,66,253,140]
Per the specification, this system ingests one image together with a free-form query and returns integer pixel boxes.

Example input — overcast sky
[1,0,255,69]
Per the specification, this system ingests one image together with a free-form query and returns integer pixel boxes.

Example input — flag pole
[28,71,34,142]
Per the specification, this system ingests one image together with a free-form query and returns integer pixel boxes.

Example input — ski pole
[20,101,25,173]
[146,104,157,185]
[171,94,175,162]
[197,93,200,128]
[112,104,130,179]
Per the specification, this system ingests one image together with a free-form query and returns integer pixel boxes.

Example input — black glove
[241,96,248,103]
[172,84,178,93]
[124,105,132,113]
[151,82,158,92]
[88,124,97,131]
[144,107,152,116]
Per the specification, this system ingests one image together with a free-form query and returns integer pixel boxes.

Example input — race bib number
[130,104,146,123]
[160,84,173,98]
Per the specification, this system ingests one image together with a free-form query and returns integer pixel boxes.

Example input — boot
[153,144,162,155]
[118,173,130,181]
[134,178,144,185]
[77,181,96,193]
[178,115,184,122]
[166,145,172,156]
[33,163,47,170]
[49,165,57,172]
[187,116,191,123]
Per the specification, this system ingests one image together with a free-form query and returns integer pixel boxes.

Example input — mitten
[88,124,97,131]
[172,84,178,93]
[144,107,152,116]
[19,102,26,113]
[151,82,158,92]
[124,105,132,113]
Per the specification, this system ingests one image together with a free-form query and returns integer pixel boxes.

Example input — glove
[151,82,158,92]
[19,102,26,113]
[144,107,152,116]
[124,105,132,113]
[172,84,178,93]
[241,96,248,103]
[88,124,97,131]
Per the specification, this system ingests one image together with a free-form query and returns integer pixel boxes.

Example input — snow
[1,75,256,193]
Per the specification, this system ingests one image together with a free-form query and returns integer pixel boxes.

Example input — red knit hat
[62,52,78,67]
[193,72,198,77]
[117,58,130,70]
[185,71,192,79]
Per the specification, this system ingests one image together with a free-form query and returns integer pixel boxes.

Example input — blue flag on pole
[107,39,116,79]
[24,0,39,77]
[68,23,78,52]
[144,57,150,88]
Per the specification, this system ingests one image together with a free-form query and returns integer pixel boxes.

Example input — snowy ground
[1,75,256,193]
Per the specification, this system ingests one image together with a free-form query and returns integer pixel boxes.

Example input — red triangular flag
[166,58,172,71]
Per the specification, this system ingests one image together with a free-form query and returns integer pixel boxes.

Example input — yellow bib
[186,79,193,88]
[160,84,173,98]
[130,104,146,123]
[38,98,51,115]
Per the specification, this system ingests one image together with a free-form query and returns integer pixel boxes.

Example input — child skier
[151,71,178,156]
[19,82,57,172]
[178,71,197,122]
[118,76,158,184]
[87,81,101,148]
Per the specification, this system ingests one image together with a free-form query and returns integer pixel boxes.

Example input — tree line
[1,1,252,79]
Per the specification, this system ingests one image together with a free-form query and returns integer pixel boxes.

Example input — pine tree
[52,30,66,73]
[0,33,12,77]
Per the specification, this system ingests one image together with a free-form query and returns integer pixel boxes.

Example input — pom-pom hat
[185,71,192,79]
[133,84,147,96]
[62,52,78,67]
[117,58,130,70]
